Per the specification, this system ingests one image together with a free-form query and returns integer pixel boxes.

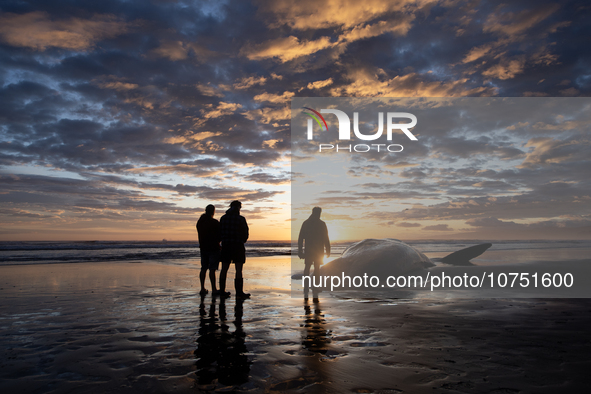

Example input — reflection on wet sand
[298,298,335,391]
[302,299,330,355]
[194,295,250,389]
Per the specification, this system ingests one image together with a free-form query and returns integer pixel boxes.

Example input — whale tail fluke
[438,243,492,266]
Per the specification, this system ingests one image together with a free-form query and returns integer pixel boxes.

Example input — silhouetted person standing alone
[196,204,223,296]
[298,207,330,301]
[219,200,250,299]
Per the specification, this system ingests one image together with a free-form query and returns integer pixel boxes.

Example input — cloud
[242,36,335,62]
[256,0,433,30]
[150,40,190,61]
[244,172,290,184]
[200,101,243,119]
[95,79,139,91]
[462,44,495,63]
[234,76,268,90]
[483,4,560,38]
[0,0,588,240]
[519,137,585,168]
[423,224,452,231]
[195,83,225,97]
[397,222,421,228]
[0,12,130,51]
[330,69,495,97]
[149,40,214,61]
[305,78,334,90]
[253,91,295,104]
[243,106,290,125]
[338,18,414,42]
[482,58,526,80]
[466,217,519,228]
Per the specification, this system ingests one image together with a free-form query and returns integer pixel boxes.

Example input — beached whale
[293,238,492,278]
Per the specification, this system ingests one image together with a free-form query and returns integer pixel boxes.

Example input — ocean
[1,239,590,266]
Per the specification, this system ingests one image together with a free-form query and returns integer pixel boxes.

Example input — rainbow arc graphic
[302,107,328,131]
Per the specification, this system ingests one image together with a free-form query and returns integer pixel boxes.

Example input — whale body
[316,238,492,278]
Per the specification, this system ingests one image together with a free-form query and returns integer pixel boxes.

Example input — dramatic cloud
[0,0,588,240]
[257,0,433,30]
[0,12,130,51]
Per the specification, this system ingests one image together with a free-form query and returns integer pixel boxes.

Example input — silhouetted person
[219,200,250,299]
[196,204,223,296]
[298,207,330,301]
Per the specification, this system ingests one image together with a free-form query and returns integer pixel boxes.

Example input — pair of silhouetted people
[196,200,250,299]
[298,207,330,301]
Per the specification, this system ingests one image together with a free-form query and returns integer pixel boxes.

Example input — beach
[1,255,590,393]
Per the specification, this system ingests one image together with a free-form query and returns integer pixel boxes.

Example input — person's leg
[235,261,243,280]
[303,256,312,300]
[199,250,209,295]
[218,246,231,297]
[209,270,217,292]
[199,269,207,294]
[234,246,249,298]
[219,261,230,296]
[209,251,219,292]
[312,257,322,302]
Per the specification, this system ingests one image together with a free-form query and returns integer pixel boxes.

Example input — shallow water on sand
[2,256,591,393]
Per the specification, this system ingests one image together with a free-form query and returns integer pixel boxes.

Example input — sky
[291,97,591,241]
[0,0,590,241]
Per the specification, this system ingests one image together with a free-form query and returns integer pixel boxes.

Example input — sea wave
[1,240,589,266]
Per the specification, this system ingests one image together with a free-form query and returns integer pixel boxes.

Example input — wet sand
[1,258,590,393]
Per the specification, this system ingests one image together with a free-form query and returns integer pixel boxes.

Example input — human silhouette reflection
[195,296,250,388]
[302,299,330,355]
[298,207,331,301]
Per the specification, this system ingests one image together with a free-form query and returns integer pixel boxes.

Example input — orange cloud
[482,58,526,80]
[163,131,222,145]
[0,12,129,51]
[519,137,579,168]
[338,18,414,42]
[462,44,494,63]
[151,40,189,61]
[242,36,335,62]
[244,106,290,125]
[253,91,295,104]
[330,69,495,97]
[257,0,434,30]
[150,40,213,61]
[234,76,268,90]
[98,81,139,91]
[242,12,415,63]
[483,4,560,38]
[200,102,243,119]
[195,83,225,97]
[306,78,334,90]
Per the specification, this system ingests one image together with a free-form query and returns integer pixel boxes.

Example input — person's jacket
[196,214,221,251]
[220,207,249,246]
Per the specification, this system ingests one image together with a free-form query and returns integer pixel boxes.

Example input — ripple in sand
[440,381,476,391]
[349,342,388,347]
[270,377,313,391]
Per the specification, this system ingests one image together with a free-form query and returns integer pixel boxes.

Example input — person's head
[230,200,242,211]
[311,206,322,219]
[205,204,215,217]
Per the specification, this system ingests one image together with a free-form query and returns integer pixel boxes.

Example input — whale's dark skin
[292,239,493,279]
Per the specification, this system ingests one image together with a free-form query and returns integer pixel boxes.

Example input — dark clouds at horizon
[0,0,590,240]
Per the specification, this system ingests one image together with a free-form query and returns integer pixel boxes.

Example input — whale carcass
[319,238,492,278]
